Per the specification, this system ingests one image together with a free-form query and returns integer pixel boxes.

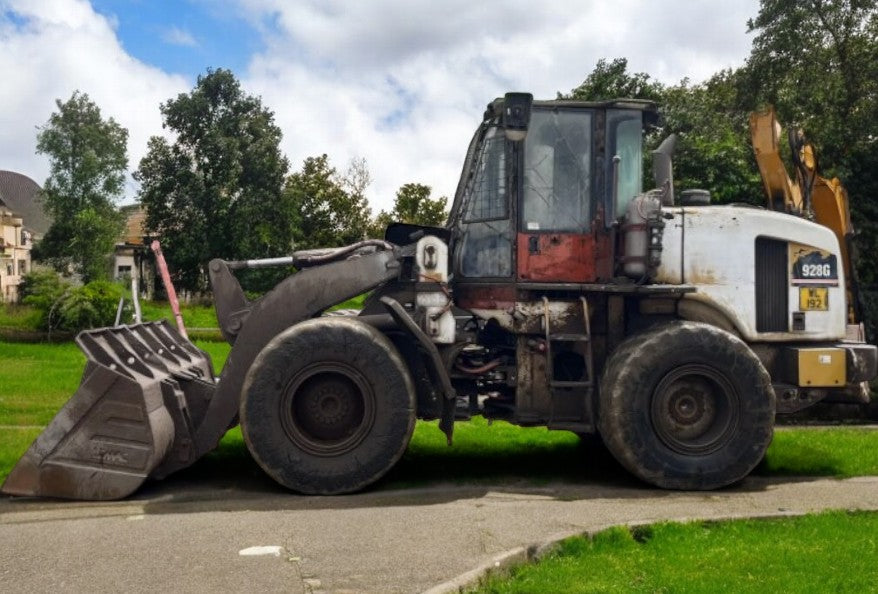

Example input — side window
[607,111,643,219]
[464,128,507,222]
[459,127,512,277]
[459,221,512,277]
[522,110,592,232]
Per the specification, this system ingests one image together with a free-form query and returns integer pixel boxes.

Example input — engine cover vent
[755,236,788,332]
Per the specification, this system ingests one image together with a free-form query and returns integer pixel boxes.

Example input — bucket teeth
[1,320,217,501]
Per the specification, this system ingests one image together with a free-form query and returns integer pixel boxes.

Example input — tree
[743,0,878,336]
[136,69,294,293]
[565,58,663,102]
[743,0,878,170]
[35,91,127,281]
[285,154,372,249]
[658,71,763,205]
[564,60,762,205]
[369,183,448,237]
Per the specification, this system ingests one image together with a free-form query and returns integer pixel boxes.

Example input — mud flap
[1,321,216,500]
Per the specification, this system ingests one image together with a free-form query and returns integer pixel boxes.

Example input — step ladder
[543,296,595,425]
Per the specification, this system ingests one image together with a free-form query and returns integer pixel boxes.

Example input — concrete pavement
[3,473,878,594]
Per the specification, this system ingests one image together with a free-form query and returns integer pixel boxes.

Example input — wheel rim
[650,364,740,455]
[280,362,376,457]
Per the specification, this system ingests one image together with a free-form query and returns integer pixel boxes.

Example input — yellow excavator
[750,106,863,330]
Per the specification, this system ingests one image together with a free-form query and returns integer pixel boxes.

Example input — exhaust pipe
[652,134,677,206]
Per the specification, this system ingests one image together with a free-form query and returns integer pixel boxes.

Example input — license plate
[799,287,828,311]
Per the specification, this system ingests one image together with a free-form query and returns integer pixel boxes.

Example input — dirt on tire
[598,321,775,490]
[240,317,416,495]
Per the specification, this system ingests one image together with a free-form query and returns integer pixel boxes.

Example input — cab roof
[486,96,658,117]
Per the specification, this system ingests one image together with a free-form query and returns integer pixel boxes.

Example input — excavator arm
[749,106,862,325]
[749,107,805,214]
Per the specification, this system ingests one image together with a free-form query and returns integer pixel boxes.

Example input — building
[114,204,156,298]
[0,171,51,239]
[0,171,48,303]
[0,201,30,302]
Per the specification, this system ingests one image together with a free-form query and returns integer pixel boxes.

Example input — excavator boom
[749,106,862,325]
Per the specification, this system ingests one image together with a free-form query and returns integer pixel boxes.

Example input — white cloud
[238,0,760,211]
[1,0,761,215]
[0,0,188,196]
[162,26,198,48]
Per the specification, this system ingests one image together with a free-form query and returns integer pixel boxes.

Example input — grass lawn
[3,337,876,592]
[2,295,365,334]
[136,301,219,328]
[2,339,878,487]
[2,338,878,487]
[762,427,878,478]
[0,301,221,332]
[474,510,878,593]
[0,304,42,330]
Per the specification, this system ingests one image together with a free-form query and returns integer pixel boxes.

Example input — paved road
[3,472,878,594]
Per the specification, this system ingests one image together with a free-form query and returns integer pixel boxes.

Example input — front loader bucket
[1,321,217,500]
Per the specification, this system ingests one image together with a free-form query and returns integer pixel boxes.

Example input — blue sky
[90,0,263,77]
[0,0,761,212]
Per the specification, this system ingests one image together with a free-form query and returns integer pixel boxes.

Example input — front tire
[240,317,415,494]
[598,321,775,490]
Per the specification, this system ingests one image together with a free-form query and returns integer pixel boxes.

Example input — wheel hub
[301,379,360,437]
[281,363,376,456]
[651,364,739,455]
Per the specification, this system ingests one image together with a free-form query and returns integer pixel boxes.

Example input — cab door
[517,109,601,282]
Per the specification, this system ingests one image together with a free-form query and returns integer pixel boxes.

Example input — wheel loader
[4,93,876,500]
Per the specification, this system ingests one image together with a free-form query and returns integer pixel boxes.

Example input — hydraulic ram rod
[225,256,296,270]
[225,240,395,270]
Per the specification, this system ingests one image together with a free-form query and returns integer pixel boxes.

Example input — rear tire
[598,321,775,490]
[240,318,415,494]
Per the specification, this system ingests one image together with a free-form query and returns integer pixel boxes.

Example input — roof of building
[0,171,51,236]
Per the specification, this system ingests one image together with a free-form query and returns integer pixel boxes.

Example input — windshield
[522,109,592,233]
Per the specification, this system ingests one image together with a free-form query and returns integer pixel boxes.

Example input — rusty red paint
[593,232,615,281]
[517,233,598,282]
[455,285,517,310]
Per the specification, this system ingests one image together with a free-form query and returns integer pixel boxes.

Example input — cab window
[458,127,512,277]
[606,110,643,219]
[522,110,592,233]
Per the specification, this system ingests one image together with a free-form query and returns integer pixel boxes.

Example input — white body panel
[415,236,455,343]
[655,205,846,342]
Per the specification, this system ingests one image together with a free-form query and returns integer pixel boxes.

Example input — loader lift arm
[192,248,404,463]
[1,245,404,500]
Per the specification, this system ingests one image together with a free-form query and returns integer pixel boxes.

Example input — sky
[0,0,761,214]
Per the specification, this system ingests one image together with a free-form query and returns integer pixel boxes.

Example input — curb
[421,547,528,594]
[421,509,838,593]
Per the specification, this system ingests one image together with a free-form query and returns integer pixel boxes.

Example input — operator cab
[447,94,657,302]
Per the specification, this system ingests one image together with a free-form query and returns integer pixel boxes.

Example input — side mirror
[502,92,533,141]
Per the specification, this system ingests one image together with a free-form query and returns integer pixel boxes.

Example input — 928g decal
[789,243,838,286]
[800,262,833,278]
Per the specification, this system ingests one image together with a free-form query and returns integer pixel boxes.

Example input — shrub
[20,269,128,333]
[57,281,125,332]
[20,268,73,331]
